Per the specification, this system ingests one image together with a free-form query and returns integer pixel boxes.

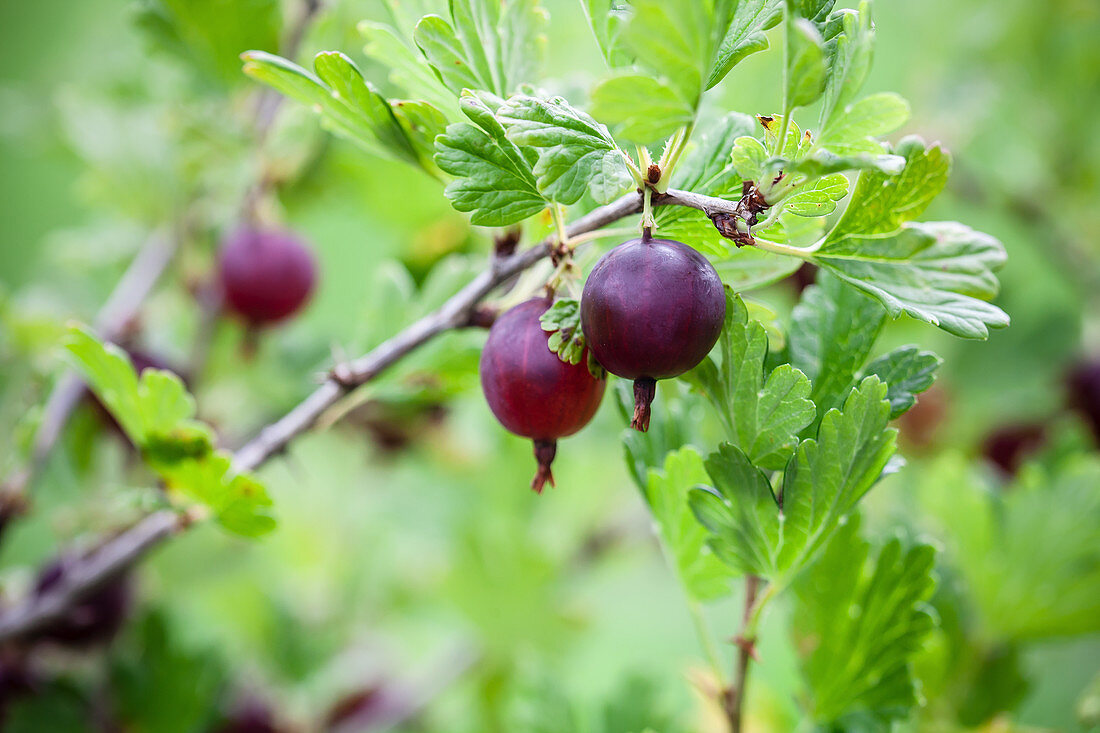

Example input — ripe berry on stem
[580,233,725,431]
[219,226,317,327]
[479,297,606,492]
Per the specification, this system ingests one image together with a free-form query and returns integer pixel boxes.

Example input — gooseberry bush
[12,0,1035,729]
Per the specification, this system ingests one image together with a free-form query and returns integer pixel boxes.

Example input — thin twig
[725,575,760,733]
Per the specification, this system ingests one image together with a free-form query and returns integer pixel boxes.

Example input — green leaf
[312,51,421,162]
[712,250,803,291]
[689,443,780,577]
[817,2,875,132]
[413,0,548,98]
[793,0,837,30]
[783,173,848,217]
[664,379,896,586]
[498,95,633,204]
[539,298,587,366]
[783,147,905,177]
[109,610,227,732]
[706,0,784,89]
[793,516,937,728]
[63,325,275,537]
[861,346,941,418]
[157,453,276,537]
[788,272,886,421]
[730,135,769,181]
[413,14,485,93]
[582,0,631,67]
[64,325,204,448]
[786,18,827,109]
[359,21,459,118]
[242,51,429,170]
[776,377,897,580]
[619,0,714,108]
[683,288,814,469]
[391,99,449,166]
[645,448,735,601]
[817,92,910,156]
[434,93,546,225]
[826,137,949,241]
[590,75,696,144]
[815,222,1010,339]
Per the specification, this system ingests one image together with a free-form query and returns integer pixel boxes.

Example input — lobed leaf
[786,17,827,109]
[817,91,910,156]
[789,271,887,421]
[413,0,548,99]
[645,448,735,600]
[793,516,937,728]
[860,346,941,418]
[776,376,897,580]
[817,1,875,133]
[590,75,696,144]
[706,0,784,89]
[690,443,781,577]
[498,95,633,204]
[683,288,814,470]
[63,325,275,537]
[816,221,1010,339]
[539,298,587,366]
[826,136,950,242]
[242,50,434,170]
[434,93,546,225]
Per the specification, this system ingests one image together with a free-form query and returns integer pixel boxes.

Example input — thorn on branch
[330,363,358,391]
[493,228,521,258]
[730,634,760,662]
[464,304,498,330]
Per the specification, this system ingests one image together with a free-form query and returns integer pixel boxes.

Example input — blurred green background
[0,0,1098,731]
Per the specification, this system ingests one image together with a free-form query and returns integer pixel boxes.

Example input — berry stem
[531,439,557,493]
[641,186,655,240]
[631,378,657,432]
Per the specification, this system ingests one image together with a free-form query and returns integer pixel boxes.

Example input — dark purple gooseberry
[580,235,725,432]
[30,557,132,647]
[480,297,606,492]
[1066,358,1100,443]
[219,226,316,326]
[981,423,1046,477]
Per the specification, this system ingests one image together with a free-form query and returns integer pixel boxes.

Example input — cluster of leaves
[635,281,940,728]
[538,298,605,378]
[245,0,1008,345]
[63,326,275,537]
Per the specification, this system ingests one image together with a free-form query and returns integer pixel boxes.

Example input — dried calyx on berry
[479,297,606,492]
[580,233,725,432]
